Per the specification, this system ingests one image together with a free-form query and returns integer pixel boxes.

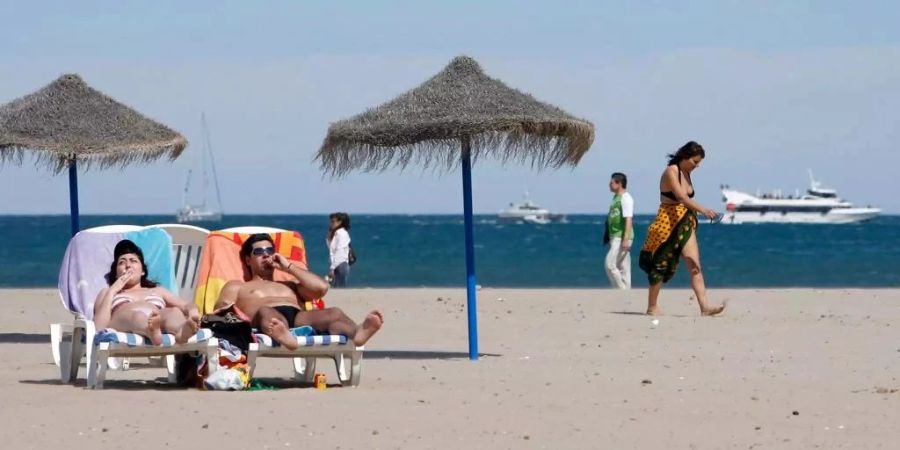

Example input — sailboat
[176,113,223,223]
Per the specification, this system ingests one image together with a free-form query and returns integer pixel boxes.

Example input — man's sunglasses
[251,246,276,256]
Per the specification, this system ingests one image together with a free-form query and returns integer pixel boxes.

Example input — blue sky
[1,1,898,214]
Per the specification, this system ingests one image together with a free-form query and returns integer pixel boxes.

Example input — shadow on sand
[0,333,50,344]
[363,350,501,360]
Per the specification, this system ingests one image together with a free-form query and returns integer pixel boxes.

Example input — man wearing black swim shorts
[215,234,383,350]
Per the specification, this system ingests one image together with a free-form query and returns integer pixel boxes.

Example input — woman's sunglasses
[251,246,276,256]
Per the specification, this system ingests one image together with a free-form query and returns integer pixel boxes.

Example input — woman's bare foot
[700,300,727,317]
[265,318,299,350]
[352,310,384,346]
[646,307,662,316]
[147,312,164,346]
[176,318,200,344]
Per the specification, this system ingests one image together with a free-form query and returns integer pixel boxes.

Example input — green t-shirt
[607,192,634,240]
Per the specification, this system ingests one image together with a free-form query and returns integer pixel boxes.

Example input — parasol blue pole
[68,158,80,236]
[460,138,478,360]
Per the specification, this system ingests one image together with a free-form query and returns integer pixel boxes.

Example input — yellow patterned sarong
[639,203,697,284]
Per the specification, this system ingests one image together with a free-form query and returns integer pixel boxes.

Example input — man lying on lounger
[215,233,383,349]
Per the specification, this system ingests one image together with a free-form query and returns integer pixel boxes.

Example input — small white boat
[498,191,566,224]
[177,113,224,224]
[522,214,551,225]
[720,170,880,224]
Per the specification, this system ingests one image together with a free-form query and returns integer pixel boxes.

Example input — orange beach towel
[193,230,323,314]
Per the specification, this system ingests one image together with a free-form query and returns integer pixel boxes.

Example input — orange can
[314,372,327,390]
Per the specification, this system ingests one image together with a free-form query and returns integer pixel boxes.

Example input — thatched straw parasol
[318,56,593,175]
[0,74,187,235]
[316,56,595,359]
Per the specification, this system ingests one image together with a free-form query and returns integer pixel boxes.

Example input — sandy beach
[1,287,898,449]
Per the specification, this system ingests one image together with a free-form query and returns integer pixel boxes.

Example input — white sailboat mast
[200,112,224,213]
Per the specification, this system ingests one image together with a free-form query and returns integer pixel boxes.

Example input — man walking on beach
[604,172,634,289]
[215,233,383,349]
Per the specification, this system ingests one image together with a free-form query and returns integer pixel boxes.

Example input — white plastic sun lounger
[52,224,217,388]
[204,226,364,386]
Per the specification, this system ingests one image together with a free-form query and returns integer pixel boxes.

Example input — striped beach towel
[253,326,348,347]
[93,328,214,347]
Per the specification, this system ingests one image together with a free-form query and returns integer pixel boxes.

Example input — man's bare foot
[265,318,299,350]
[147,312,164,346]
[700,300,727,317]
[352,310,384,346]
[646,307,662,316]
[176,318,200,344]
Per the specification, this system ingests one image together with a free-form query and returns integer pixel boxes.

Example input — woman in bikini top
[660,166,695,203]
[110,293,167,312]
[93,240,202,346]
[640,141,725,318]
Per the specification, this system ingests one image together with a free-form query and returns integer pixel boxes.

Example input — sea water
[1,214,898,288]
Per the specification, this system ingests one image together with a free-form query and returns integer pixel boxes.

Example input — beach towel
[58,227,176,319]
[639,203,698,285]
[193,230,322,314]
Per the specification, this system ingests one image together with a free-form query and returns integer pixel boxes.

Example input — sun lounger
[53,225,218,388]
[194,226,363,386]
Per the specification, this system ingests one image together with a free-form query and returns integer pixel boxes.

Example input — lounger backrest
[193,226,315,313]
[151,224,210,300]
[57,225,175,319]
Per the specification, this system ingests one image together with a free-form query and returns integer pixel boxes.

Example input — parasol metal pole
[461,137,478,360]
[67,156,80,236]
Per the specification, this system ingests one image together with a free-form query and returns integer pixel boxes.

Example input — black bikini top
[661,167,694,201]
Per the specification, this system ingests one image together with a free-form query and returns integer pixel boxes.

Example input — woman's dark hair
[105,239,158,288]
[328,212,351,240]
[667,141,705,166]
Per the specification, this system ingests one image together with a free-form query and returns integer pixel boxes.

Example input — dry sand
[0,287,898,449]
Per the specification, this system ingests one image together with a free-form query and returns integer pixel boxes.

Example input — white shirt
[328,228,351,270]
[621,192,634,218]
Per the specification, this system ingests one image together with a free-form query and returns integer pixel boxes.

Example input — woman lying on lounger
[93,239,201,345]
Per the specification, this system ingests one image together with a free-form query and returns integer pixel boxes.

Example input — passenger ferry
[720,171,880,224]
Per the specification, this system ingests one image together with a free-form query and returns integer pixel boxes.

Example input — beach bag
[348,244,357,266]
[201,304,255,352]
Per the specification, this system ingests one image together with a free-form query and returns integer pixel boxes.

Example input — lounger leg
[205,339,219,376]
[69,325,87,383]
[246,343,259,377]
[293,357,316,382]
[166,355,177,383]
[107,357,127,371]
[348,351,362,387]
[51,323,76,366]
[58,329,74,383]
[50,323,63,366]
[335,353,349,385]
[89,343,111,389]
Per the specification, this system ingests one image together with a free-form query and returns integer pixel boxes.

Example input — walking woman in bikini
[638,141,726,316]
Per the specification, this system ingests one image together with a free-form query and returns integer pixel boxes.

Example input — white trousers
[605,237,632,289]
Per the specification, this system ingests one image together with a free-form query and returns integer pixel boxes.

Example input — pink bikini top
[111,293,166,310]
